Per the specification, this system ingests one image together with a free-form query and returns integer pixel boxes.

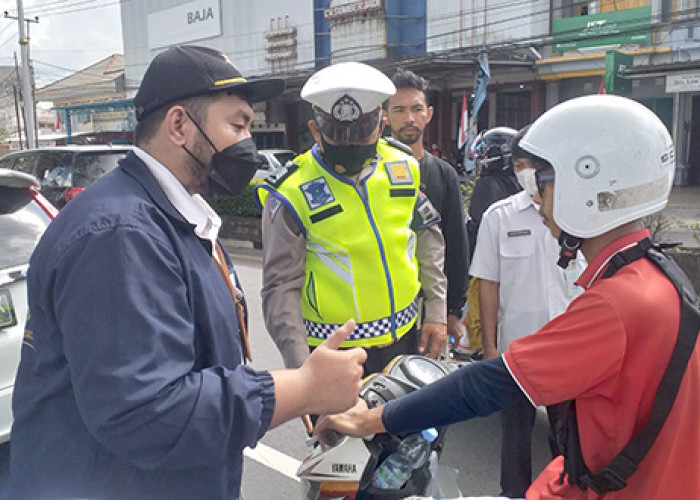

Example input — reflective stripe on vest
[306,300,419,347]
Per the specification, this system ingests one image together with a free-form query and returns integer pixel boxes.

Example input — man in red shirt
[316,95,700,498]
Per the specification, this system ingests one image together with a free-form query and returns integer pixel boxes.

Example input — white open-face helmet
[520,95,675,239]
[301,62,395,144]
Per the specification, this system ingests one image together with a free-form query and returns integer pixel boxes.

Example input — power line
[6,1,696,88]
[25,0,124,18]
[0,29,18,52]
[24,0,73,11]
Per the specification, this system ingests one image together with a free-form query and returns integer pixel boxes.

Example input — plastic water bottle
[372,427,438,489]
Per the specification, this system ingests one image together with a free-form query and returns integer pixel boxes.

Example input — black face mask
[183,111,264,197]
[320,136,377,176]
[205,138,264,197]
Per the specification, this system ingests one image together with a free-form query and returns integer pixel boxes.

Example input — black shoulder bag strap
[564,238,700,494]
[419,153,437,193]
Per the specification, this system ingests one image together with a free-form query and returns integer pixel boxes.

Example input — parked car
[0,168,56,444]
[0,145,133,208]
[254,148,296,181]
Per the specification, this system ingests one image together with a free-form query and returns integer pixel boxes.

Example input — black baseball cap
[134,45,285,121]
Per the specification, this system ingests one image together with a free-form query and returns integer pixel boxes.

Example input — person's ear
[308,120,322,144]
[164,105,192,147]
[426,105,434,124]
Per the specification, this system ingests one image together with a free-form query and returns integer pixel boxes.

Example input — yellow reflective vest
[255,139,421,347]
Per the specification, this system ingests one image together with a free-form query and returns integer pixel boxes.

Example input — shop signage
[666,72,700,93]
[552,6,650,52]
[148,0,222,49]
[324,0,383,21]
[93,111,129,121]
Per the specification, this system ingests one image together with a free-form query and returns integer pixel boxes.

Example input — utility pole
[12,84,22,150]
[6,1,38,149]
[13,52,24,149]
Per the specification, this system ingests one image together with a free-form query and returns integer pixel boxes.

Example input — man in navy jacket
[5,45,366,500]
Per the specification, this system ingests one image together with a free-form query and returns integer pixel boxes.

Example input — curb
[220,238,256,250]
[221,238,263,262]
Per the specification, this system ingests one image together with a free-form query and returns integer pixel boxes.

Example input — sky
[0,0,123,88]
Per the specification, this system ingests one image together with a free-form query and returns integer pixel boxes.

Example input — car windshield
[72,152,125,186]
[37,152,74,186]
[0,187,50,269]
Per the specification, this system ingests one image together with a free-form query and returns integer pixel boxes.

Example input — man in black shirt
[386,68,469,348]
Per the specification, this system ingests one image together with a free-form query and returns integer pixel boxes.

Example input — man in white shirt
[469,126,584,497]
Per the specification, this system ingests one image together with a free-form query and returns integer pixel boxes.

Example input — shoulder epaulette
[384,137,414,157]
[264,160,299,188]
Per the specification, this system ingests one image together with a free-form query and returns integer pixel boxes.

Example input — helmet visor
[313,107,382,145]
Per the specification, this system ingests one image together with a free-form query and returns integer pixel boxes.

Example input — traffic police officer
[255,61,447,375]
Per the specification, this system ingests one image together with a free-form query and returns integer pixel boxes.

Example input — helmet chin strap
[557,231,585,269]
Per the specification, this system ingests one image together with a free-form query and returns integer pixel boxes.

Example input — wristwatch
[448,306,464,318]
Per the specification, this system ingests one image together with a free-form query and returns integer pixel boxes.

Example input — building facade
[120,0,316,150]
[118,0,700,185]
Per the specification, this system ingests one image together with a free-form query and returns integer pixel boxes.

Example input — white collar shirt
[134,147,222,262]
[469,190,586,352]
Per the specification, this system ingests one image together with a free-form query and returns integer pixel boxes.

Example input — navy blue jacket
[5,152,275,499]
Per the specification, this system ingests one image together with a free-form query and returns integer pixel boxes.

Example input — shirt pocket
[499,230,535,259]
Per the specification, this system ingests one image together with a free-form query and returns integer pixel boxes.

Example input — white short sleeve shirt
[469,191,584,351]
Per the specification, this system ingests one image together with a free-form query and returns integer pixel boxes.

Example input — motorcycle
[298,355,468,500]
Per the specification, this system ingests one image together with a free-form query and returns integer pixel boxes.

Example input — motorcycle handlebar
[320,428,344,448]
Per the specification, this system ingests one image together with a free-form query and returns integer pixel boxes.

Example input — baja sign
[324,0,383,21]
[148,0,222,49]
[188,7,214,24]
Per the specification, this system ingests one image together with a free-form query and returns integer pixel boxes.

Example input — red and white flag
[457,94,469,150]
[598,76,606,95]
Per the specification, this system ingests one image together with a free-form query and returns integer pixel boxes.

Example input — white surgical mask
[515,167,538,198]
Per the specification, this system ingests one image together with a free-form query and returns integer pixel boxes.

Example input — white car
[0,169,56,443]
[254,149,296,181]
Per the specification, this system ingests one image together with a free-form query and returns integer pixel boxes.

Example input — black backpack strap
[574,245,700,494]
[418,152,438,193]
[601,237,653,279]
[558,400,587,491]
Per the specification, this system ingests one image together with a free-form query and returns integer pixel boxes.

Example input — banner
[471,50,490,119]
[552,6,651,52]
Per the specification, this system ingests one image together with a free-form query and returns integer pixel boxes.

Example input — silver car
[0,169,56,443]
[254,149,296,181]
[0,145,133,208]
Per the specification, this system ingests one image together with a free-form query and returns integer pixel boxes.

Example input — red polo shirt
[504,229,700,499]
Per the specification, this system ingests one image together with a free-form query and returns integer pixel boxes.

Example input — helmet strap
[557,231,585,269]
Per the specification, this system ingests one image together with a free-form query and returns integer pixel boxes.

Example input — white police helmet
[520,94,674,239]
[301,62,395,144]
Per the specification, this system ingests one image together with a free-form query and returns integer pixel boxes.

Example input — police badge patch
[415,192,441,227]
[385,161,413,185]
[331,94,362,122]
[300,177,335,210]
